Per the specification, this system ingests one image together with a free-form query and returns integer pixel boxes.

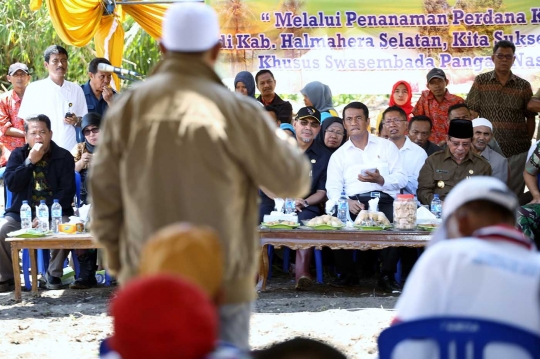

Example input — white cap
[442,176,518,221]
[471,118,493,131]
[161,2,220,52]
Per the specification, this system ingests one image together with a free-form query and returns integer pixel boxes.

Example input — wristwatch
[304,199,309,207]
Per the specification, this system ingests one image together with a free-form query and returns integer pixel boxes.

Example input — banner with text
[209,0,540,94]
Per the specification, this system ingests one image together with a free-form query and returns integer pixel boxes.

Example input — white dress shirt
[18,77,88,150]
[326,134,407,200]
[398,137,428,195]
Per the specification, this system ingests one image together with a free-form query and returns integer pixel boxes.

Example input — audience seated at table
[326,102,407,292]
[69,112,102,290]
[315,116,346,152]
[417,119,491,205]
[0,115,75,292]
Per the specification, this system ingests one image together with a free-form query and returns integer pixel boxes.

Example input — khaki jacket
[89,53,311,304]
[417,148,491,205]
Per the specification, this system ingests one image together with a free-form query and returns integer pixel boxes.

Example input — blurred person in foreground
[100,223,251,358]
[393,177,540,359]
[89,2,310,350]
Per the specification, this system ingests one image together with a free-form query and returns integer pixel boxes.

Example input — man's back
[396,236,540,333]
[90,52,310,304]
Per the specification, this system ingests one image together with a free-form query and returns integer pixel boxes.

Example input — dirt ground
[0,268,398,359]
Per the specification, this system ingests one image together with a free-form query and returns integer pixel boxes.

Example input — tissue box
[263,212,298,223]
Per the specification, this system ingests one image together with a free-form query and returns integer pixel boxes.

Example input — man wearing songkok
[326,102,407,292]
[466,40,537,197]
[394,177,540,359]
[471,118,508,184]
[417,119,491,205]
[89,2,310,350]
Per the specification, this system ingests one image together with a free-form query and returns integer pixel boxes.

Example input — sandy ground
[0,270,398,359]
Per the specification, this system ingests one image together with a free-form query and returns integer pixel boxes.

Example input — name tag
[435,169,449,174]
[370,192,381,198]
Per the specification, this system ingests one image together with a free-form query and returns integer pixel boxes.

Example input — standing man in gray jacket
[89,2,310,350]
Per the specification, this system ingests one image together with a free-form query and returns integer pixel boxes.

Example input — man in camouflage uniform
[517,141,540,248]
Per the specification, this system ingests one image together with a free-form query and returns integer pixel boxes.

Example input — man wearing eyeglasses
[326,102,407,292]
[417,119,491,206]
[289,107,332,290]
[467,40,537,197]
[18,45,88,151]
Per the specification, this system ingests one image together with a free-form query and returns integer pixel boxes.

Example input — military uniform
[417,148,492,205]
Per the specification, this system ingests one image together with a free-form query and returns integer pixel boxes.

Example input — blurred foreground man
[89,3,310,349]
[394,177,540,359]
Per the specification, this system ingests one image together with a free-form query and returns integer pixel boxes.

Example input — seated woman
[70,112,101,289]
[315,116,346,152]
[234,71,256,98]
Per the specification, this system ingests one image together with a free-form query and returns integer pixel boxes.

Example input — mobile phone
[360,168,377,176]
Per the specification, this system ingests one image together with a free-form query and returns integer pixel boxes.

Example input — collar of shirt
[46,76,67,89]
[399,136,417,152]
[473,224,534,250]
[443,146,475,163]
[259,94,276,106]
[426,89,453,102]
[480,146,494,161]
[342,133,379,152]
[10,89,22,103]
[488,70,516,84]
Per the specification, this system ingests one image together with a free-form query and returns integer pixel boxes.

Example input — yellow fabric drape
[29,0,169,89]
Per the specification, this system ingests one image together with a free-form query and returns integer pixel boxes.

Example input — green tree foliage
[0,0,160,91]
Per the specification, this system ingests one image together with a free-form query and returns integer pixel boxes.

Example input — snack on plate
[306,215,344,227]
[354,210,391,227]
[263,220,298,226]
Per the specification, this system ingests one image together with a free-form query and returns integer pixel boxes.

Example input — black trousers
[334,192,400,276]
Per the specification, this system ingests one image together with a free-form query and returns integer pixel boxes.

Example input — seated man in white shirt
[384,106,428,283]
[326,102,407,292]
[393,177,540,359]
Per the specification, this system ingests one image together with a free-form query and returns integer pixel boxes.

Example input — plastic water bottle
[337,190,349,223]
[284,198,295,214]
[430,194,442,219]
[37,200,49,232]
[51,199,62,234]
[20,200,32,229]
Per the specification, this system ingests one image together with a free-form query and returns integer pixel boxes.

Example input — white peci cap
[472,118,493,131]
[161,2,220,52]
[442,176,518,221]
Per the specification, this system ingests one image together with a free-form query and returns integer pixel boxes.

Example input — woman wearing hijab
[234,71,256,98]
[70,112,101,289]
[315,117,346,152]
[375,80,414,132]
[300,81,338,122]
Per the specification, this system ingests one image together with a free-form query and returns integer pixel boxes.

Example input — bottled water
[37,200,49,232]
[430,194,442,219]
[20,201,32,229]
[337,190,349,223]
[51,199,62,234]
[284,198,295,214]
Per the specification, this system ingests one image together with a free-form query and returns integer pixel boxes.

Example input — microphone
[97,63,142,77]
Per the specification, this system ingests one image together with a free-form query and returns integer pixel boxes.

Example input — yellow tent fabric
[29,0,168,89]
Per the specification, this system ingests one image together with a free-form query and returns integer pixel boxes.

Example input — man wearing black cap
[417,119,491,205]
[0,63,31,153]
[290,107,331,290]
[412,68,464,146]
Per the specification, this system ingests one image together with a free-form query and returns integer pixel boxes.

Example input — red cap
[397,194,415,199]
[109,274,217,359]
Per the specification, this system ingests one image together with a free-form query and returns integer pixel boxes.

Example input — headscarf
[81,112,102,154]
[388,80,413,117]
[300,81,336,114]
[315,116,346,153]
[234,71,255,98]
